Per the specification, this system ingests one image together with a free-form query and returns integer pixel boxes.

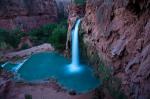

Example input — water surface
[2,52,100,93]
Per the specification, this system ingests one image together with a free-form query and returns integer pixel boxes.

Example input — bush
[74,0,86,5]
[29,19,68,50]
[0,28,24,48]
[0,29,8,41]
[29,23,57,44]
[7,29,25,48]
[48,25,67,50]
[0,18,68,51]
[0,29,9,49]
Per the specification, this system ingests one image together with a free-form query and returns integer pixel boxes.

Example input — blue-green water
[2,52,100,93]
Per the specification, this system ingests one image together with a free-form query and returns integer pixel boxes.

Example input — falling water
[1,62,9,68]
[68,19,81,72]
[12,59,27,73]
[71,19,81,65]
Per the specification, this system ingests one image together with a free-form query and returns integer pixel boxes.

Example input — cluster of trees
[0,19,68,51]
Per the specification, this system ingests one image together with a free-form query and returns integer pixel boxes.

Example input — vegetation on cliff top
[30,19,67,50]
[0,19,67,51]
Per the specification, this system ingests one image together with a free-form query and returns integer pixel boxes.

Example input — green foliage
[98,64,127,99]
[0,28,24,48]
[0,29,8,42]
[25,94,32,99]
[0,29,9,49]
[74,0,86,5]
[48,24,67,50]
[21,44,30,50]
[7,29,24,48]
[29,18,68,50]
[29,24,57,44]
[0,18,67,51]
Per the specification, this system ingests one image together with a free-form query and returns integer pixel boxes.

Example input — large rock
[0,0,58,31]
[82,0,150,98]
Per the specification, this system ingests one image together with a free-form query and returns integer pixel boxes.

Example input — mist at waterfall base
[1,19,100,93]
[67,19,82,73]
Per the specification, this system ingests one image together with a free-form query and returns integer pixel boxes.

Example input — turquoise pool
[2,52,100,93]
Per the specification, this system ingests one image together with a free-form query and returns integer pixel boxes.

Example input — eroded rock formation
[68,0,150,98]
[0,0,58,31]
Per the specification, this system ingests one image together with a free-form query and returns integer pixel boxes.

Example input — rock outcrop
[0,70,13,99]
[68,0,150,98]
[0,0,58,31]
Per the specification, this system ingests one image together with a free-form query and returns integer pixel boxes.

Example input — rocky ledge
[1,43,54,62]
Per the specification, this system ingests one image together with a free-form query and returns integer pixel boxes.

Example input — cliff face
[0,0,58,31]
[80,0,150,98]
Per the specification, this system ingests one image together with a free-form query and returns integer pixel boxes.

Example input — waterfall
[71,19,81,65]
[68,19,82,73]
[12,59,27,73]
[1,62,9,68]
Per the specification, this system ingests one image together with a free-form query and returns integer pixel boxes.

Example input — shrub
[29,19,67,51]
[0,29,9,42]
[0,28,24,48]
[29,23,57,44]
[74,0,86,5]
[48,25,67,50]
[7,29,25,48]
[0,18,68,51]
[0,29,9,49]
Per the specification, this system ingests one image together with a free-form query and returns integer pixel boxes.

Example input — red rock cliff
[0,0,58,31]
[81,0,150,98]
[68,0,150,98]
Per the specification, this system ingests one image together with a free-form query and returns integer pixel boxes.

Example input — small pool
[2,52,100,93]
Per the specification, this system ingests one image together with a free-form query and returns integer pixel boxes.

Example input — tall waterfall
[71,19,81,65]
[68,19,82,72]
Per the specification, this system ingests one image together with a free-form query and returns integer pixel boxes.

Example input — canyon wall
[55,0,72,16]
[80,0,150,99]
[0,0,58,31]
